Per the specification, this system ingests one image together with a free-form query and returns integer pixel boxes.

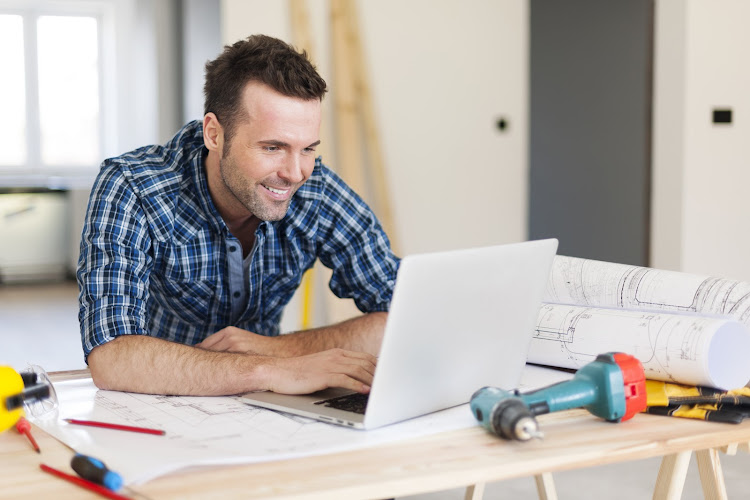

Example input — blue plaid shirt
[78,121,400,360]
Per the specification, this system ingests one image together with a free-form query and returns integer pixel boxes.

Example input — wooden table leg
[464,483,485,500]
[652,450,692,500]
[695,449,728,500]
[534,472,558,500]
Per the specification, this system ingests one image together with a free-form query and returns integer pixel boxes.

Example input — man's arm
[196,312,387,358]
[88,335,377,396]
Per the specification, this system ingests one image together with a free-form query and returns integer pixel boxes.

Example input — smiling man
[77,35,399,396]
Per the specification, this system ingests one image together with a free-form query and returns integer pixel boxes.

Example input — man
[77,35,399,397]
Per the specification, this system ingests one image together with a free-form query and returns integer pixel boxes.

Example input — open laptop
[241,238,558,429]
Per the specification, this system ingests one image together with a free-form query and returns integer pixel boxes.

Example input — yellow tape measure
[0,366,25,433]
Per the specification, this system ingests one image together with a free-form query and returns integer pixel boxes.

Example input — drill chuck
[471,387,544,441]
[492,397,543,441]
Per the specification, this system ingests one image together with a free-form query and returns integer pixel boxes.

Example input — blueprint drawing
[35,365,569,485]
[35,378,477,485]
[544,255,750,326]
[528,256,750,389]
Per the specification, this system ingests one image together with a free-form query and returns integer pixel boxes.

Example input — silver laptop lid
[363,239,558,428]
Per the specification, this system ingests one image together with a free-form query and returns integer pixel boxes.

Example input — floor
[2,282,749,499]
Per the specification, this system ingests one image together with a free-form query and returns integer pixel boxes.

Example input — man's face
[218,82,322,222]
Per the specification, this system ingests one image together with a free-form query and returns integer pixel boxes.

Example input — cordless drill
[470,352,647,440]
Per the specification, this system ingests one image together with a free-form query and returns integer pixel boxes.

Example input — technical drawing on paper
[527,302,738,387]
[37,379,474,485]
[544,255,750,327]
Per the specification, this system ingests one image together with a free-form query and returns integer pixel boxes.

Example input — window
[37,15,100,167]
[0,3,108,176]
[0,15,26,167]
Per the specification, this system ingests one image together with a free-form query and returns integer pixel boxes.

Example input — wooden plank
[330,0,365,194]
[289,0,314,57]
[341,0,399,253]
[5,409,750,499]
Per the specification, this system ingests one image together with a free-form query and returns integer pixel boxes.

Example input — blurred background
[1,2,750,497]
[1,0,749,361]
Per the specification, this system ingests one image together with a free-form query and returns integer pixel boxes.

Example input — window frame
[0,0,116,180]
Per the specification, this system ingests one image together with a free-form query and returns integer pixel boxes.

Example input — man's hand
[196,326,274,355]
[197,327,378,394]
[261,348,377,395]
[197,312,387,358]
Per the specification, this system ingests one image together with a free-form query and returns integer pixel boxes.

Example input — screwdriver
[71,453,124,491]
[15,417,40,453]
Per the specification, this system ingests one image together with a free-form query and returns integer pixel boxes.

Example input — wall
[220,0,529,256]
[182,0,222,123]
[529,0,653,266]
[221,0,529,329]
[652,0,750,280]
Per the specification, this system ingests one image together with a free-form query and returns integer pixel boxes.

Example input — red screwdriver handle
[16,416,41,453]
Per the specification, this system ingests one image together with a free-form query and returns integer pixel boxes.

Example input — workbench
[1,370,749,499]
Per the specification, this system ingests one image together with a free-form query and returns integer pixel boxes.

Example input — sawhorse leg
[695,449,728,500]
[652,449,729,500]
[653,451,692,500]
[464,473,557,500]
[464,483,484,500]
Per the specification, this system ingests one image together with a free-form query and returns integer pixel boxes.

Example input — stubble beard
[219,155,293,222]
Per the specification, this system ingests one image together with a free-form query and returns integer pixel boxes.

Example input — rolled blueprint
[529,256,750,389]
[544,255,750,327]
[528,303,750,390]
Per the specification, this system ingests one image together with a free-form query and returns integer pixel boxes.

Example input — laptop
[241,238,558,429]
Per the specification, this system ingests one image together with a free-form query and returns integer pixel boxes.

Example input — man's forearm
[87,334,378,396]
[270,312,388,357]
[88,335,271,396]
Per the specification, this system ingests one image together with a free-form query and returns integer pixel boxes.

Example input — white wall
[221,0,529,256]
[221,0,529,329]
[652,0,750,281]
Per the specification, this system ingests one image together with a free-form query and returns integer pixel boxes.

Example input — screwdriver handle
[71,454,123,491]
[15,417,40,452]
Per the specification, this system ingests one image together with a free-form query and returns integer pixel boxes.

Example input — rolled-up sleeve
[77,162,153,360]
[316,167,400,313]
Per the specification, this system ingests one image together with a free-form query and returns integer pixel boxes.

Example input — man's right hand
[259,348,376,395]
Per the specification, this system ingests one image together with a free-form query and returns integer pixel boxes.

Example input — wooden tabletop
[2,404,750,500]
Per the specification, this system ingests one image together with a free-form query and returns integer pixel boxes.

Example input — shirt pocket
[156,278,216,325]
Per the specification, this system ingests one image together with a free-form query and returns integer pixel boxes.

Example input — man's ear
[203,113,224,153]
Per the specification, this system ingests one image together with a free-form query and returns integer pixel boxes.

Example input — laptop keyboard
[314,392,369,414]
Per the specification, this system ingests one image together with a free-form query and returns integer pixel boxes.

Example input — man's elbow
[87,342,119,390]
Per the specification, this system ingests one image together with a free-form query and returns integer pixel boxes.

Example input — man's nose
[280,155,305,184]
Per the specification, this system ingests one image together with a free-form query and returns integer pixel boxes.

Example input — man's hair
[204,34,327,143]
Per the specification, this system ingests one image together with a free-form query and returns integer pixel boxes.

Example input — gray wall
[182,0,222,123]
[529,0,653,266]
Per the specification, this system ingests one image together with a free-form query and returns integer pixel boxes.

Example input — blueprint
[34,377,473,484]
[544,255,750,325]
[528,256,750,389]
[34,366,570,485]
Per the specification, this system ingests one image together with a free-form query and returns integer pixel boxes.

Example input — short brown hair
[204,34,327,143]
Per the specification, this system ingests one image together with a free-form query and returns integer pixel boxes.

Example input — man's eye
[303,147,316,153]
[264,146,279,152]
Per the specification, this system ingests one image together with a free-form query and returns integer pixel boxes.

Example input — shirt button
[233,291,241,299]
[229,246,237,252]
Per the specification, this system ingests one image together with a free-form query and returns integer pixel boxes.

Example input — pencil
[64,418,166,436]
[39,464,131,500]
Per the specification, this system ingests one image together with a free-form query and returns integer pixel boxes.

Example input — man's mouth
[262,184,290,196]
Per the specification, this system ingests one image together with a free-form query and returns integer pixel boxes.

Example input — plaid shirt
[77,121,399,359]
